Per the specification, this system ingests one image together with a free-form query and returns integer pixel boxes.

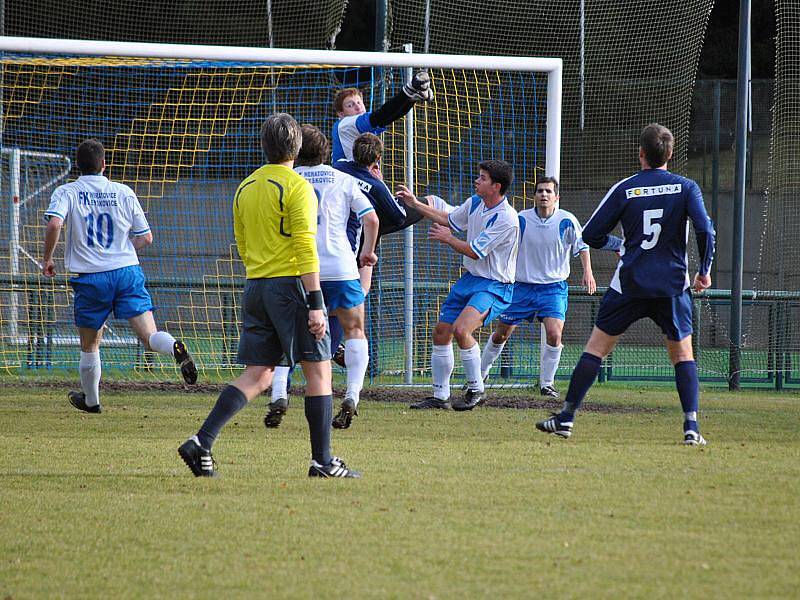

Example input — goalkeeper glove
[403,70,434,102]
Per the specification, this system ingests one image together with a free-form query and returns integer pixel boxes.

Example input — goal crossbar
[0,35,563,178]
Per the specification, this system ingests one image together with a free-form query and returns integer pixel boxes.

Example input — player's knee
[452,324,474,344]
[546,332,562,347]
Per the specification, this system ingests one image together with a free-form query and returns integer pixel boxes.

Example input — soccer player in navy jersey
[535,123,715,445]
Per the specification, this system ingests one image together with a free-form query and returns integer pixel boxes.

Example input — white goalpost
[0,35,562,384]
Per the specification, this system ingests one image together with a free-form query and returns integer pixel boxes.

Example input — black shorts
[236,277,331,367]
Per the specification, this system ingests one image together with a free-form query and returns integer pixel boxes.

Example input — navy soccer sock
[559,352,602,421]
[329,316,344,352]
[305,394,333,465]
[197,385,248,450]
[674,360,700,430]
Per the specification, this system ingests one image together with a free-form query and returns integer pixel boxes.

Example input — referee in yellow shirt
[178,113,360,478]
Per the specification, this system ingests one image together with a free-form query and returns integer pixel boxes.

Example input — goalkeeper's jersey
[447,195,519,284]
[515,207,588,285]
[295,165,374,282]
[233,164,319,279]
[331,113,385,162]
[44,175,150,274]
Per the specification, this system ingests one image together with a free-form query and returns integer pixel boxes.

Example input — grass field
[1,385,799,598]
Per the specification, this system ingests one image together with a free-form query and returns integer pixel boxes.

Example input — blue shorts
[595,288,694,341]
[439,273,513,325]
[499,281,568,324]
[321,279,365,312]
[70,265,153,330]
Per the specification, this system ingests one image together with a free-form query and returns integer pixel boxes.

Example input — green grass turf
[1,385,798,598]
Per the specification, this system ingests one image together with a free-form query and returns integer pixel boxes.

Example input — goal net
[0,37,560,384]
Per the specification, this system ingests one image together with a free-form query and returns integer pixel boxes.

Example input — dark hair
[333,87,363,114]
[639,123,674,168]
[77,139,105,175]
[296,124,330,167]
[535,176,559,196]
[352,133,383,167]
[260,113,302,164]
[478,159,514,195]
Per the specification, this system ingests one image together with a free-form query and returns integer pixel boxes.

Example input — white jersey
[44,175,150,274]
[447,195,519,283]
[515,207,589,284]
[295,165,374,281]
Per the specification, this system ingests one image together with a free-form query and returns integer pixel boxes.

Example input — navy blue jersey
[582,169,715,298]
[333,159,407,251]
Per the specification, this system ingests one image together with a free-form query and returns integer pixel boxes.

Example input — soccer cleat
[409,396,451,410]
[308,456,361,478]
[178,436,216,477]
[332,343,346,368]
[683,430,707,446]
[540,385,560,399]
[173,340,198,385]
[68,391,102,414]
[264,396,289,429]
[452,389,485,412]
[332,398,358,429]
[535,413,573,438]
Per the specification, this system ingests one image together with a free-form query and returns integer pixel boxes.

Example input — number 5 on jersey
[641,208,663,250]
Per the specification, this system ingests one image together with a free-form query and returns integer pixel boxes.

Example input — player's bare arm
[579,250,597,295]
[300,272,326,340]
[429,223,479,259]
[358,211,379,267]
[131,232,154,251]
[396,185,450,226]
[42,216,63,277]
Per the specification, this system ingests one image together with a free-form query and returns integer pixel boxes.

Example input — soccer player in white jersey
[42,139,197,413]
[480,177,598,398]
[265,125,379,430]
[397,160,519,411]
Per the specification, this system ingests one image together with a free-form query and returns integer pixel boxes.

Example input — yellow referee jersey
[233,164,319,279]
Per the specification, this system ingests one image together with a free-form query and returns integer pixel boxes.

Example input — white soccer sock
[431,344,454,401]
[461,343,484,392]
[79,351,101,407]
[540,343,564,387]
[480,338,506,380]
[271,366,291,401]
[344,337,369,407]
[148,331,176,356]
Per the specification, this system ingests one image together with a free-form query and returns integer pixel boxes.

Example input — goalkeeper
[331,70,434,162]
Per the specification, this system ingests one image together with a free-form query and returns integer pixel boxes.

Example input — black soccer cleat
[535,413,573,438]
[264,396,289,429]
[173,340,198,385]
[540,385,560,399]
[409,396,451,410]
[452,389,485,412]
[178,436,216,477]
[308,456,361,478]
[332,398,358,429]
[332,343,346,368]
[68,391,102,413]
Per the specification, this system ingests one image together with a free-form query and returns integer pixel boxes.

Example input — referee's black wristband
[306,289,325,310]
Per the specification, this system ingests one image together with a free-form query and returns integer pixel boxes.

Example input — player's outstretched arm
[396,185,450,226]
[369,71,434,129]
[429,223,479,259]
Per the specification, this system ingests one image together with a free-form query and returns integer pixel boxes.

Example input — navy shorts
[439,272,514,325]
[595,288,694,341]
[237,277,331,367]
[70,265,153,330]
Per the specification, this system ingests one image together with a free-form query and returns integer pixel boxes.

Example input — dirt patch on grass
[5,381,658,413]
